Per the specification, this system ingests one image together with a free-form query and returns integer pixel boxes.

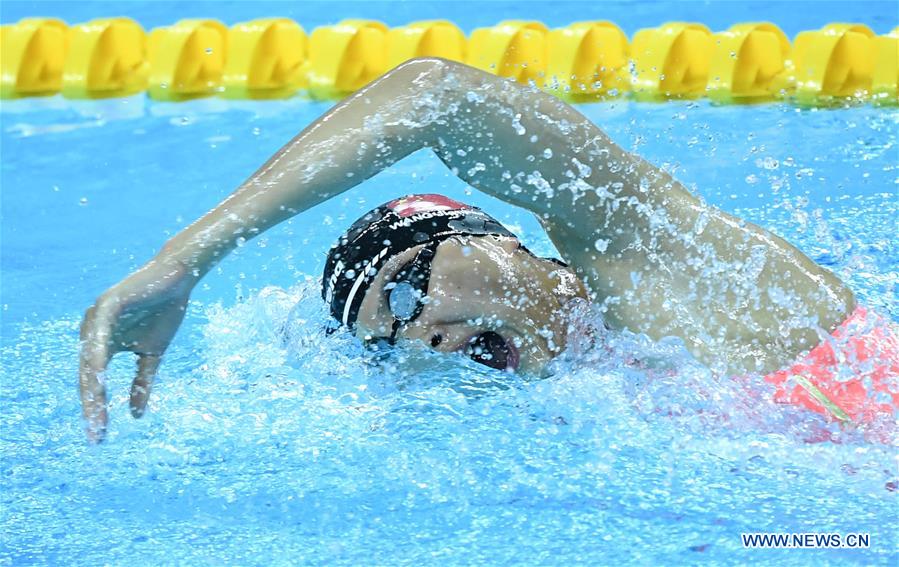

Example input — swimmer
[78,58,898,442]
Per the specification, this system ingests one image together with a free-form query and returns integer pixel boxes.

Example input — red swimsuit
[763,307,899,426]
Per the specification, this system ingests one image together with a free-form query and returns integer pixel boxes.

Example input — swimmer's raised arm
[80,57,854,442]
[160,56,852,367]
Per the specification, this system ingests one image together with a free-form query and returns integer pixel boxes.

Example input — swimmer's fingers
[130,354,161,419]
[79,304,116,443]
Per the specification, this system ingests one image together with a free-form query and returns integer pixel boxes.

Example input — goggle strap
[401,244,437,289]
[387,318,402,346]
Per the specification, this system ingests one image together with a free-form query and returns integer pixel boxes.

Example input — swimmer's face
[355,235,588,374]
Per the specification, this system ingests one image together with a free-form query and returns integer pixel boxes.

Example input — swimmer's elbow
[392,56,456,75]
[388,57,490,91]
[383,57,454,90]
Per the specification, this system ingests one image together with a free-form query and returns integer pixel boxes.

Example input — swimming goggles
[370,241,515,370]
[372,241,439,346]
[375,239,552,344]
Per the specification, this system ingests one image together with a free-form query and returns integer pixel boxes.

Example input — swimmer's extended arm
[158,57,851,371]
[80,58,855,440]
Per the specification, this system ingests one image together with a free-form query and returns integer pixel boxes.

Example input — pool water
[2,1,898,565]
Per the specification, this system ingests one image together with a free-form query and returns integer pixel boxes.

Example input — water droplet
[79,197,88,206]
[511,113,526,135]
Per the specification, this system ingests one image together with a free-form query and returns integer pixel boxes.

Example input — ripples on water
[4,190,897,563]
[2,97,898,563]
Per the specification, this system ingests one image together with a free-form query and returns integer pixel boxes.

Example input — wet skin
[78,58,855,442]
[354,235,589,374]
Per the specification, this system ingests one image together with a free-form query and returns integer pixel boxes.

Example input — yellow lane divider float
[306,19,388,99]
[546,21,630,101]
[0,16,896,105]
[147,18,227,101]
[791,24,878,104]
[387,20,466,69]
[467,20,548,84]
[630,22,713,100]
[707,23,791,103]
[1,18,69,98]
[304,19,467,99]
[223,18,306,99]
[62,17,147,98]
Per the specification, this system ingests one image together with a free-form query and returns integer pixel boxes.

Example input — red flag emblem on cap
[387,194,471,218]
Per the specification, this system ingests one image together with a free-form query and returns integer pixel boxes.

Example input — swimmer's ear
[129,353,161,418]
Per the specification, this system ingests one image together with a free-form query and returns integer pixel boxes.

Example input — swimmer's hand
[78,256,197,443]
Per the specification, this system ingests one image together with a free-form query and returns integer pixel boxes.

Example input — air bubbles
[759,157,779,170]
[511,113,526,135]
[79,197,88,206]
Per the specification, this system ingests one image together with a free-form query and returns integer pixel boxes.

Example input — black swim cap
[322,194,516,329]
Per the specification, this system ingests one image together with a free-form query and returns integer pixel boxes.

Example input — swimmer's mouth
[504,340,520,372]
[460,331,520,372]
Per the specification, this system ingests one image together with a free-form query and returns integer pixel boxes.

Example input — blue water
[2,1,899,565]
